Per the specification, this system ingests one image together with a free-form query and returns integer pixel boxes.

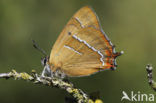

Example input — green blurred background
[0,0,156,103]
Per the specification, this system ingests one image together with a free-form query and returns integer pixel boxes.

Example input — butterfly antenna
[32,40,47,56]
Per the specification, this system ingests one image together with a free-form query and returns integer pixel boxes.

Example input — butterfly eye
[41,57,47,66]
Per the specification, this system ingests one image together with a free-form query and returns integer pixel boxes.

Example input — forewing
[72,6,101,29]
[49,6,101,66]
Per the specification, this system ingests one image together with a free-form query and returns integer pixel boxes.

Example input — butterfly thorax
[45,61,66,78]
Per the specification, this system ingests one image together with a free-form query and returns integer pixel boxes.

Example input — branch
[146,64,156,91]
[0,70,103,103]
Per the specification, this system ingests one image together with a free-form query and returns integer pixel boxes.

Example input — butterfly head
[41,56,49,66]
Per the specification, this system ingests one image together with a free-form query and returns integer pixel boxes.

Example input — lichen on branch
[0,70,103,103]
[146,64,156,91]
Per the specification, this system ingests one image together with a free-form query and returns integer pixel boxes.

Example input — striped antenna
[32,40,47,56]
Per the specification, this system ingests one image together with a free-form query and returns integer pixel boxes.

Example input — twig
[146,64,156,91]
[0,70,103,103]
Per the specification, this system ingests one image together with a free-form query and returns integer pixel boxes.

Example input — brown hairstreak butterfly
[34,6,123,78]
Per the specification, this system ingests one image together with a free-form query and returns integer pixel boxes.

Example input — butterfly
[35,6,123,78]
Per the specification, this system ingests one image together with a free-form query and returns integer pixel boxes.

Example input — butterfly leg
[53,68,67,79]
[41,64,67,79]
[41,64,53,77]
[41,63,67,80]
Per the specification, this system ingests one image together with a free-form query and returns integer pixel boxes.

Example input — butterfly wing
[49,6,121,76]
[72,6,101,29]
[50,6,101,58]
